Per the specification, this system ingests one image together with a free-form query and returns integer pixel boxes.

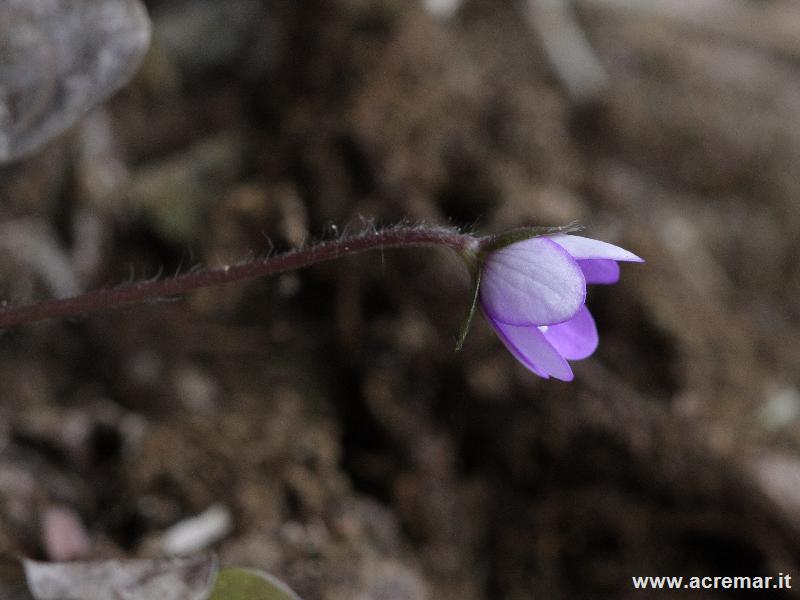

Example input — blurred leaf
[209,568,303,600]
[0,0,151,163]
[23,554,218,600]
[126,133,246,244]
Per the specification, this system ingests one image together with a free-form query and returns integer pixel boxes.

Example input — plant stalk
[0,226,477,329]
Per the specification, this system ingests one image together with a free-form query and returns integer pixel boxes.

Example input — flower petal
[480,237,585,326]
[541,305,598,360]
[550,235,643,262]
[486,311,574,381]
[577,259,620,284]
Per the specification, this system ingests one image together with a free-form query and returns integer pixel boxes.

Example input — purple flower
[479,234,642,381]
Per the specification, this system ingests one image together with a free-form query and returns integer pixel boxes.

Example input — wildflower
[479,234,642,381]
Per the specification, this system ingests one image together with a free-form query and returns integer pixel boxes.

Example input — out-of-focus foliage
[0,0,150,163]
[22,555,216,600]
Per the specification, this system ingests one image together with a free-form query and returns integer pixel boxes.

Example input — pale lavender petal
[578,259,620,284]
[550,234,643,262]
[486,311,574,381]
[541,305,598,360]
[480,237,585,326]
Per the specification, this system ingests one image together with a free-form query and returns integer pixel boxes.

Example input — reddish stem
[0,226,477,329]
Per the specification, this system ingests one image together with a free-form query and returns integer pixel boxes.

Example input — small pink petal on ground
[42,505,92,561]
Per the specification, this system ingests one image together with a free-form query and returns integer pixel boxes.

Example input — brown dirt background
[2,0,800,598]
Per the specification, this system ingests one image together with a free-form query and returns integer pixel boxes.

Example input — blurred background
[2,0,800,598]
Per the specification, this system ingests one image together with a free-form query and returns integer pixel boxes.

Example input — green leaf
[209,568,303,600]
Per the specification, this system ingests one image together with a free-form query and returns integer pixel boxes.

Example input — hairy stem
[0,225,478,329]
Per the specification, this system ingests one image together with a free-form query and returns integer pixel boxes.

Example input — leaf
[209,568,303,600]
[0,0,151,163]
[23,554,218,600]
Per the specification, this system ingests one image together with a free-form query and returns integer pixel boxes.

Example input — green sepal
[209,568,303,600]
[455,267,482,351]
[480,222,583,254]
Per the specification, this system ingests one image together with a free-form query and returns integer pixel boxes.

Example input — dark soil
[2,1,800,598]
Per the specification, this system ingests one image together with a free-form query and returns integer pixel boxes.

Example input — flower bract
[479,234,643,381]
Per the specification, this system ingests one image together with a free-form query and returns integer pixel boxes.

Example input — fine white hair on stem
[0,222,478,328]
